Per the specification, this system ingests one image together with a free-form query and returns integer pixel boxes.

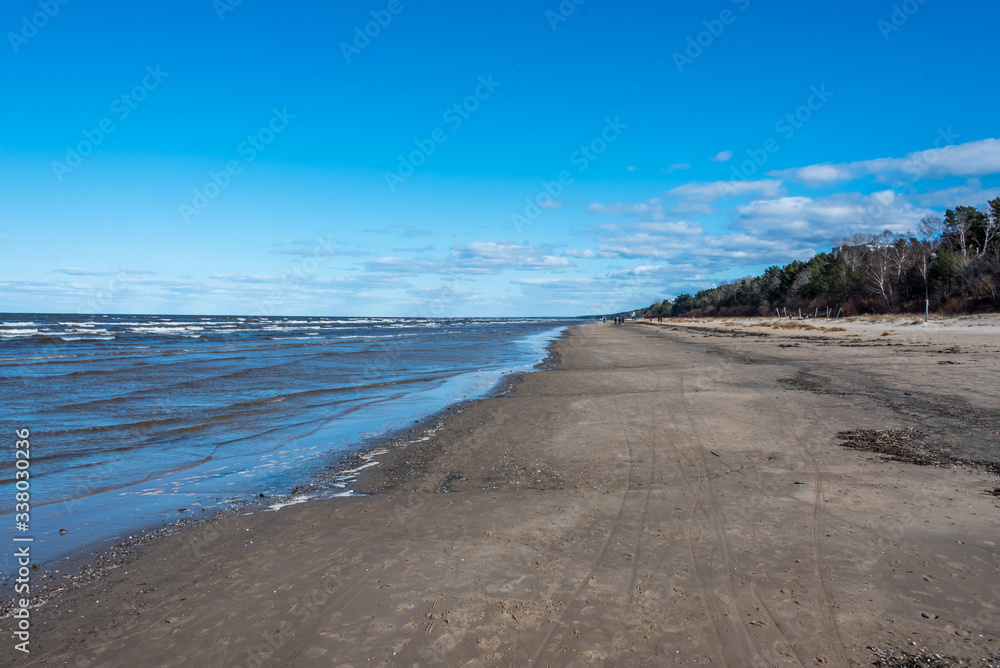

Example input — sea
[0,314,584,571]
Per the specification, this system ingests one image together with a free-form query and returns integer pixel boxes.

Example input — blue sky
[2,0,999,316]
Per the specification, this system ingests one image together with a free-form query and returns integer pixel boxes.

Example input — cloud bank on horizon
[1,0,998,316]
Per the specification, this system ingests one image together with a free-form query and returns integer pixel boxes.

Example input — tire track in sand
[671,374,768,666]
[700,333,848,664]
[527,389,645,667]
[622,374,659,611]
[759,388,849,665]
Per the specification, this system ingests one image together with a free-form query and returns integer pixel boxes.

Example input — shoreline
[0,337,565,615]
[10,320,1000,666]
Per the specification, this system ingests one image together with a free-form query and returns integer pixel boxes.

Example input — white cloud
[210,274,281,283]
[509,274,670,314]
[628,221,704,235]
[406,283,482,312]
[595,264,702,280]
[671,202,717,215]
[367,257,417,272]
[770,137,1000,185]
[455,242,570,271]
[564,249,597,258]
[666,163,692,172]
[511,277,595,288]
[366,241,572,275]
[52,267,107,276]
[915,179,1000,208]
[50,267,159,277]
[667,179,784,202]
[710,150,733,162]
[271,239,339,257]
[775,163,854,186]
[594,227,815,268]
[735,191,931,241]
[538,200,562,209]
[586,201,664,219]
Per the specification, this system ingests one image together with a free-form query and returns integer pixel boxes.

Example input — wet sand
[12,321,1000,667]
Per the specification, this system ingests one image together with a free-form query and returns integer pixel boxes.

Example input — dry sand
[10,320,1000,667]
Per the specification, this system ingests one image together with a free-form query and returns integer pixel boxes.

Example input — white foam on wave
[322,447,390,495]
[267,494,314,511]
[262,325,323,332]
[128,326,194,335]
[335,333,411,340]
[0,328,40,337]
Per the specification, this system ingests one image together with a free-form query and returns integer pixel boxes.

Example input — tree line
[641,198,1000,318]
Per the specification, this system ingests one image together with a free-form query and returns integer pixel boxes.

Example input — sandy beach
[13,319,1000,667]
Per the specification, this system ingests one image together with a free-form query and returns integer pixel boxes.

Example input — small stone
[794,481,806,485]
[59,529,68,535]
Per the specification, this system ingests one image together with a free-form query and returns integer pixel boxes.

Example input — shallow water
[0,314,583,568]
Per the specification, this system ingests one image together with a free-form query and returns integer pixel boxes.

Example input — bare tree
[837,232,874,272]
[950,209,973,260]
[866,230,896,307]
[888,235,911,283]
[980,204,999,260]
[917,214,944,244]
